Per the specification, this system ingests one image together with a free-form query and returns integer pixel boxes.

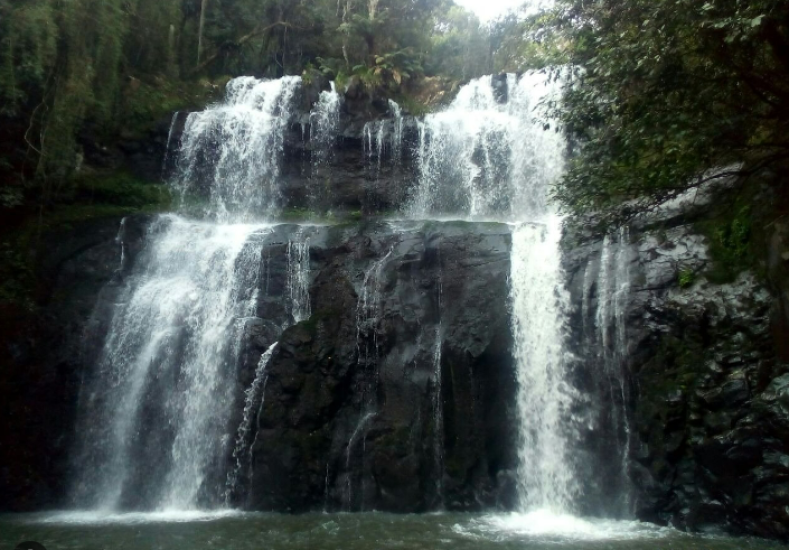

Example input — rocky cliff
[235,221,516,512]
[563,186,789,539]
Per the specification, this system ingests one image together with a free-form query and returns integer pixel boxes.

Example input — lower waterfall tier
[3,211,789,540]
[66,215,522,513]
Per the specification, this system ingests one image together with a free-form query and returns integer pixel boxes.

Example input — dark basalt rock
[239,221,517,513]
[0,214,152,512]
[562,200,789,539]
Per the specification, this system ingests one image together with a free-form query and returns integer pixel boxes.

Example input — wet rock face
[563,215,789,539]
[238,221,518,513]
[0,214,152,512]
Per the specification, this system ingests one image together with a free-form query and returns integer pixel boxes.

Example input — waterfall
[226,342,278,504]
[72,216,270,510]
[73,76,306,513]
[510,219,577,511]
[72,70,630,520]
[408,73,563,219]
[310,82,341,164]
[171,76,301,221]
[432,246,445,506]
[344,412,375,511]
[595,228,633,513]
[344,247,393,510]
[389,99,404,163]
[115,217,127,274]
[363,120,386,172]
[287,231,312,324]
[309,82,341,210]
[408,72,583,514]
[162,112,181,178]
[355,248,393,377]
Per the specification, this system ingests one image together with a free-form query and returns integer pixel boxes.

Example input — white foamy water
[310,81,341,165]
[409,73,563,220]
[171,76,301,221]
[72,215,271,510]
[408,72,581,514]
[226,342,279,503]
[287,230,312,324]
[510,218,577,511]
[459,510,675,542]
[34,509,247,525]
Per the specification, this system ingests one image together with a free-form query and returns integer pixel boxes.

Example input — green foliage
[678,268,697,289]
[397,95,431,117]
[698,204,754,283]
[428,5,489,80]
[0,0,501,222]
[491,10,567,73]
[71,173,172,210]
[122,77,227,137]
[550,0,789,228]
[0,240,35,308]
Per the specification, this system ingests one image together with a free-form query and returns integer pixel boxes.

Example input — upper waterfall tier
[408,73,564,221]
[170,76,302,221]
[164,73,563,222]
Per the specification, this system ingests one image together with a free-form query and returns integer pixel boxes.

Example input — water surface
[1,511,782,550]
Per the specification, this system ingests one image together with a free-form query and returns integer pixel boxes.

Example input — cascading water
[344,247,394,510]
[309,83,341,210]
[115,217,127,273]
[363,100,404,171]
[510,219,577,511]
[287,231,312,324]
[171,76,301,221]
[363,120,386,172]
[408,73,563,219]
[595,228,634,513]
[431,245,445,506]
[72,216,270,510]
[406,72,585,517]
[72,76,307,513]
[226,342,278,504]
[310,82,341,164]
[388,99,404,164]
[69,68,631,529]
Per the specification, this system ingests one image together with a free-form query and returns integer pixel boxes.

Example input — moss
[0,172,170,309]
[397,95,431,117]
[696,197,755,284]
[71,172,172,210]
[678,268,697,289]
[638,334,705,408]
[120,76,229,137]
[277,207,314,223]
[275,208,366,225]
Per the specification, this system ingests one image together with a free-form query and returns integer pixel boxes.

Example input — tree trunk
[197,0,209,67]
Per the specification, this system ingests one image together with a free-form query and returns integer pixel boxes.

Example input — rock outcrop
[229,221,517,512]
[563,197,789,539]
[0,214,151,511]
